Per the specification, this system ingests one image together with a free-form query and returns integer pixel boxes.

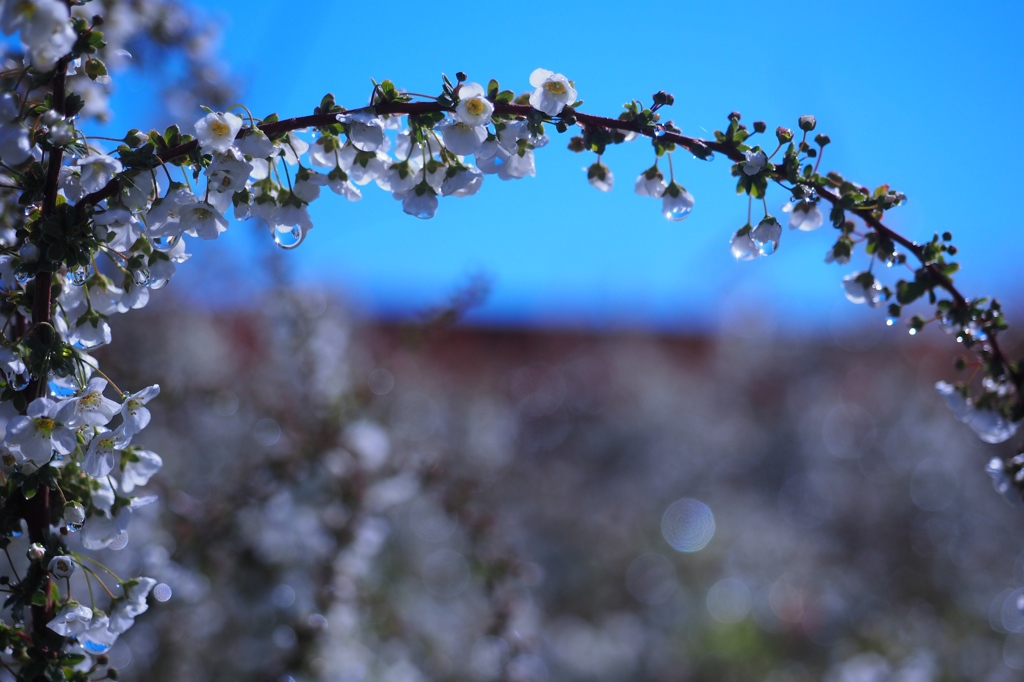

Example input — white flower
[742,149,767,176]
[730,227,760,261]
[76,154,123,194]
[327,170,362,201]
[528,68,577,117]
[439,120,487,156]
[587,162,613,192]
[121,449,163,493]
[454,83,494,127]
[82,425,129,478]
[783,200,824,231]
[498,150,535,181]
[394,187,438,219]
[206,148,253,195]
[441,165,483,198]
[121,385,159,438]
[47,601,93,637]
[109,577,157,633]
[841,271,883,307]
[0,123,33,166]
[4,397,77,467]
[179,201,228,240]
[237,127,275,158]
[48,555,74,579]
[337,112,385,152]
[194,111,243,154]
[661,183,695,221]
[750,216,782,256]
[635,168,667,198]
[19,0,76,70]
[936,381,1020,444]
[80,614,119,654]
[293,170,328,203]
[56,377,120,428]
[82,506,130,550]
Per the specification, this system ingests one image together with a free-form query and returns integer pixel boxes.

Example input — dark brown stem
[71,97,1021,394]
[22,56,72,658]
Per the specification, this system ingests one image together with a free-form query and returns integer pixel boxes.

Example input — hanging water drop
[273,226,306,250]
[70,266,90,286]
[6,371,30,392]
[886,317,897,327]
[14,270,31,284]
[133,268,151,287]
[908,328,918,335]
[152,235,180,251]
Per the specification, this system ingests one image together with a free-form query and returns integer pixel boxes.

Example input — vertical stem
[23,55,72,659]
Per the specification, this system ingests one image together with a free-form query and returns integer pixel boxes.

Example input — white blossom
[454,82,494,127]
[528,68,577,117]
[194,111,243,154]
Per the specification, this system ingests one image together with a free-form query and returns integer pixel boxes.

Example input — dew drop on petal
[14,270,31,284]
[133,268,151,287]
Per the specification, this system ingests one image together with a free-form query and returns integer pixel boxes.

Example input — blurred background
[57,0,1024,679]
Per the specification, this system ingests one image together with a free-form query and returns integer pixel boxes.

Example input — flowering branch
[0,3,1020,678]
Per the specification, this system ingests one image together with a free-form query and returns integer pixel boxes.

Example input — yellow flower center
[35,418,54,435]
[195,208,211,220]
[544,81,566,95]
[466,99,486,116]
[210,119,229,136]
[81,392,100,409]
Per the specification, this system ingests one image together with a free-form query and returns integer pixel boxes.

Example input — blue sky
[101,1,1024,334]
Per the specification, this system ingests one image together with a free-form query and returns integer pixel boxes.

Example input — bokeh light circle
[661,498,715,553]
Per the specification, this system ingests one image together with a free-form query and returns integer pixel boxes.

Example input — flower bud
[728,111,741,122]
[27,543,45,562]
[814,133,831,147]
[48,555,75,579]
[798,115,817,131]
[753,121,766,133]
[776,126,793,143]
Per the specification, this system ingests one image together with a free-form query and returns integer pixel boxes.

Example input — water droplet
[492,155,506,167]
[10,530,21,538]
[886,260,894,268]
[5,370,30,392]
[654,126,667,138]
[108,530,129,550]
[65,522,82,533]
[151,235,180,252]
[82,639,110,654]
[14,270,31,284]
[663,204,693,221]
[273,225,307,250]
[909,328,918,336]
[74,338,105,351]
[69,266,90,286]
[956,335,964,343]
[133,268,151,287]
[886,317,896,327]
[235,204,252,221]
